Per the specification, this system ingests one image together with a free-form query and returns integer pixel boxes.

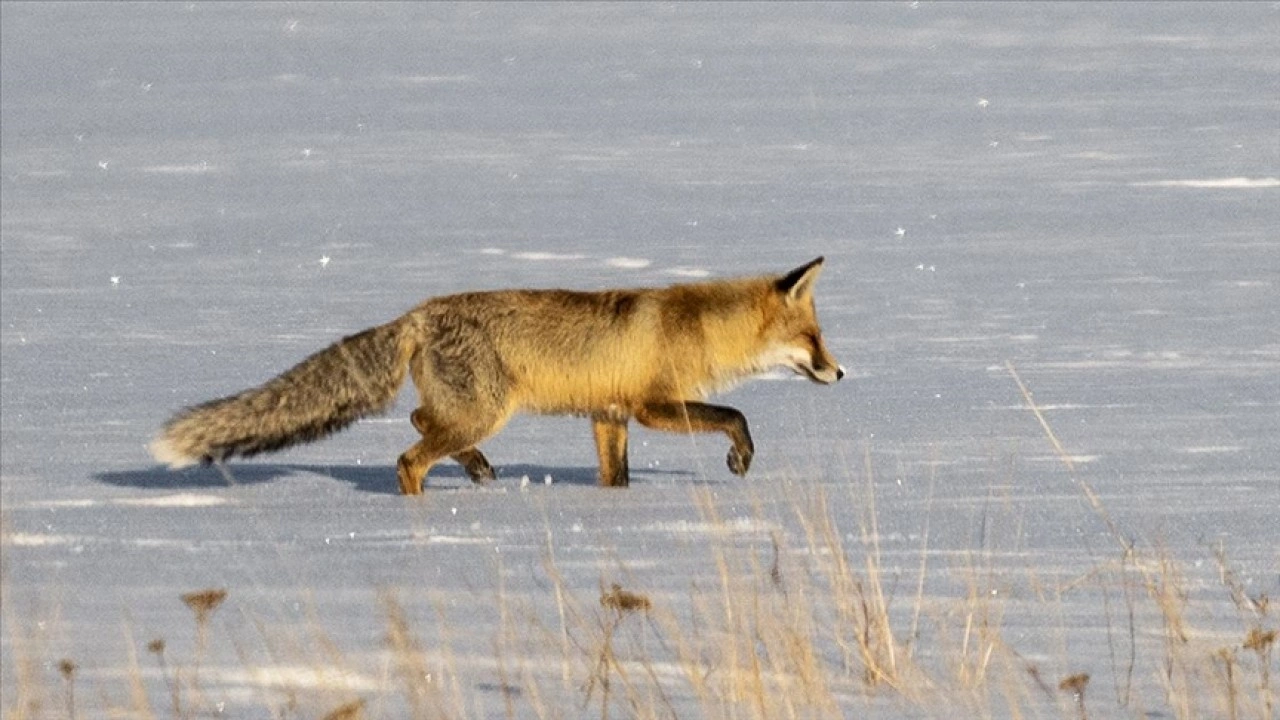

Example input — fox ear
[776,256,825,302]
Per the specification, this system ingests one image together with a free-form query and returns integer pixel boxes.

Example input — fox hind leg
[398,405,507,495]
[592,416,630,488]
[397,440,438,496]
[635,401,755,477]
[407,406,496,484]
[451,448,496,485]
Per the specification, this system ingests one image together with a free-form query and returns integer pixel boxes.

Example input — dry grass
[2,491,1274,719]
[2,369,1274,717]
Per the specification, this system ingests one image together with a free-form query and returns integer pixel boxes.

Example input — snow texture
[2,3,1278,717]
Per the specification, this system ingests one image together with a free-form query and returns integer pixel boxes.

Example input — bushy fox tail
[149,322,409,468]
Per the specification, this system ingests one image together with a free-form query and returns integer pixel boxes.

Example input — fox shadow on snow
[96,462,695,495]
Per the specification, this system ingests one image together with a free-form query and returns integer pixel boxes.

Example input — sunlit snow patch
[140,163,215,174]
[605,257,652,269]
[1131,177,1279,189]
[204,664,382,692]
[4,533,82,547]
[1026,454,1099,465]
[512,251,586,261]
[644,517,778,535]
[34,499,99,508]
[392,74,473,85]
[20,494,232,510]
[386,530,498,546]
[113,493,231,508]
[664,267,711,278]
[423,535,497,545]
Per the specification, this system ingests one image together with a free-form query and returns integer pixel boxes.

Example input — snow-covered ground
[3,4,1277,718]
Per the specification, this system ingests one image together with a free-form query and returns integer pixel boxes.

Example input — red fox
[150,257,843,494]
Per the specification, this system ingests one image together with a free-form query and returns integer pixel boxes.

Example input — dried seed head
[181,588,228,618]
[600,583,651,614]
[321,699,365,720]
[1059,673,1090,694]
[1243,628,1276,652]
[147,638,166,655]
[58,659,77,679]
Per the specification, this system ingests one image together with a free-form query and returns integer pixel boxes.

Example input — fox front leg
[634,401,755,477]
[592,415,630,488]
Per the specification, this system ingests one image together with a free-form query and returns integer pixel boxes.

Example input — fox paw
[727,445,753,476]
[468,465,497,485]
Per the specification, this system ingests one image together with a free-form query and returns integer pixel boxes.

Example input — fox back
[401,258,841,416]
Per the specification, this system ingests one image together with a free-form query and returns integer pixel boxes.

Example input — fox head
[760,257,844,384]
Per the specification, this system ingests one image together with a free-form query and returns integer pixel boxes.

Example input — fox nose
[836,365,845,381]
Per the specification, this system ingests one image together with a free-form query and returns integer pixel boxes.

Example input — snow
[1131,177,1280,189]
[2,3,1278,718]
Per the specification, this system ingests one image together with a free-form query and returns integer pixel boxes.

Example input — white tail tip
[149,435,198,469]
